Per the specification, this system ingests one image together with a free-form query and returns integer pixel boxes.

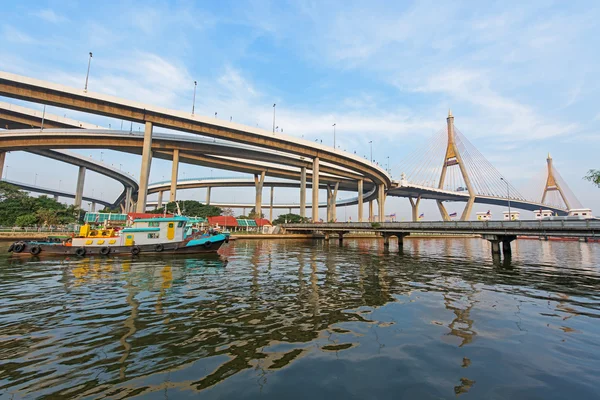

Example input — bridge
[282,220,600,257]
[0,71,590,223]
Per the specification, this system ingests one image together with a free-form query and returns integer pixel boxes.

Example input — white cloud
[2,25,36,44]
[34,9,67,23]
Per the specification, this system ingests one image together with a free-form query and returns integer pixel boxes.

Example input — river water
[1,238,599,399]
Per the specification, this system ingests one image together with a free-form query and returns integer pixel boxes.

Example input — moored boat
[8,216,228,257]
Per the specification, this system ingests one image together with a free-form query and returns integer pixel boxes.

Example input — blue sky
[1,0,599,219]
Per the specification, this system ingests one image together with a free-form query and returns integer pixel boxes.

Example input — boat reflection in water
[1,238,599,399]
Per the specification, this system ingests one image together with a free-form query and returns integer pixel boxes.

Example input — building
[476,212,492,221]
[503,211,520,221]
[567,208,594,219]
[534,210,555,219]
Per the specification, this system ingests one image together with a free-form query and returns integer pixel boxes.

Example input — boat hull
[9,237,226,257]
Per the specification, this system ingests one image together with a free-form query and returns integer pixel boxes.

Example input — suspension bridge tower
[541,153,571,210]
[437,110,476,221]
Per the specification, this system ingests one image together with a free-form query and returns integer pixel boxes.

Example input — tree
[15,214,38,227]
[0,182,27,202]
[247,207,264,219]
[222,208,235,216]
[584,169,600,188]
[36,208,60,226]
[150,200,223,218]
[99,206,121,213]
[272,213,309,225]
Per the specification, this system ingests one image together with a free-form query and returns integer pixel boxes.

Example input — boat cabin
[120,217,189,246]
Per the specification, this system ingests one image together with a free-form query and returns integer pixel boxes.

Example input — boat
[8,216,229,257]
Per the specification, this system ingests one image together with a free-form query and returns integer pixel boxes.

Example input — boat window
[177,221,184,228]
[148,233,159,239]
[149,221,160,227]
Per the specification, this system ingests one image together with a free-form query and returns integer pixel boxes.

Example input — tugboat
[8,216,228,257]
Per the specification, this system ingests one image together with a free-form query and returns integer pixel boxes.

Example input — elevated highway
[0,71,391,220]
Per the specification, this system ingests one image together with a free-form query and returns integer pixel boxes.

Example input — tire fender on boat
[154,244,164,252]
[100,246,111,255]
[203,241,212,249]
[30,245,41,255]
[131,246,141,256]
[75,247,86,257]
[8,243,15,252]
[13,243,24,253]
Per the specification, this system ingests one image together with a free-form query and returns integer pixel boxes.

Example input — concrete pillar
[136,121,153,213]
[437,200,450,221]
[491,241,501,255]
[338,232,344,244]
[358,179,364,222]
[324,233,330,241]
[74,166,86,208]
[502,240,512,256]
[53,195,59,201]
[326,185,332,222]
[331,182,339,222]
[377,185,386,223]
[312,157,319,222]
[369,200,374,222]
[288,207,292,214]
[300,167,307,218]
[269,186,274,222]
[383,234,390,247]
[0,151,5,179]
[169,149,179,203]
[206,187,211,205]
[91,202,96,212]
[157,191,163,209]
[409,196,421,222]
[125,187,132,213]
[254,171,265,217]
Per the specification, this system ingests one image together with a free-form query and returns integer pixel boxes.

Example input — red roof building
[208,216,239,227]
[254,218,272,227]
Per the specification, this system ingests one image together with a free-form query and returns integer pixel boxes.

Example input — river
[1,238,599,399]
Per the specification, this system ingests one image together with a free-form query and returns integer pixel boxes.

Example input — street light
[369,140,373,163]
[387,156,390,173]
[100,151,103,161]
[500,178,511,220]
[192,81,197,115]
[4,165,7,180]
[34,173,37,186]
[84,52,93,92]
[332,123,336,149]
[272,103,276,133]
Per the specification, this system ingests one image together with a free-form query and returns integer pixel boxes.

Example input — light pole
[100,151,103,161]
[119,163,122,171]
[332,123,336,149]
[84,52,93,92]
[272,103,276,133]
[4,165,7,180]
[501,177,511,220]
[369,140,373,163]
[192,80,197,115]
[387,156,390,173]
[34,173,37,186]
[58,179,61,190]
[40,105,46,130]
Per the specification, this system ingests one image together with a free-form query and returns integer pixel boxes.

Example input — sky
[0,0,599,220]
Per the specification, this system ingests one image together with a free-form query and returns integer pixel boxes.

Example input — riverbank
[230,233,482,240]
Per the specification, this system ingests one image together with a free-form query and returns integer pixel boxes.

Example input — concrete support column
[377,185,386,223]
[383,234,390,247]
[125,187,132,213]
[324,233,330,241]
[409,195,422,222]
[136,121,153,213]
[312,157,319,222]
[326,185,332,222]
[254,171,266,217]
[0,151,5,179]
[369,200,374,222]
[91,202,96,212]
[74,166,86,208]
[358,179,364,222]
[206,187,211,205]
[157,191,163,209]
[437,200,450,221]
[491,241,501,255]
[502,240,512,256]
[338,232,344,244]
[53,195,59,201]
[288,207,292,214]
[483,234,515,258]
[269,186,274,222]
[331,182,339,222]
[300,167,307,218]
[169,149,179,203]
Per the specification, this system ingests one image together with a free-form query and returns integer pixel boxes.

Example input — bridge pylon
[541,153,571,210]
[437,110,475,221]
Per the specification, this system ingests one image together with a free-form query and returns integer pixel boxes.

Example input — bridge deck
[283,220,600,238]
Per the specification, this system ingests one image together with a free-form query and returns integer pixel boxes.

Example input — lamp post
[192,80,197,115]
[100,151,103,161]
[4,165,7,180]
[332,123,336,149]
[34,173,37,186]
[501,178,511,220]
[369,140,373,163]
[387,156,390,173]
[272,103,276,133]
[84,52,93,92]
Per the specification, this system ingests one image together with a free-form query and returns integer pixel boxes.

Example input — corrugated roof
[255,218,272,227]
[237,219,257,227]
[208,216,238,227]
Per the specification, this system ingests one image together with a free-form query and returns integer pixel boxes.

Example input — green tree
[99,206,121,213]
[0,183,76,226]
[15,214,38,227]
[584,169,600,188]
[272,213,308,225]
[36,208,60,226]
[247,207,264,219]
[151,200,223,218]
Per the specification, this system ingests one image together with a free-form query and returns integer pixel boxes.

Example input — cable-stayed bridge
[388,111,583,221]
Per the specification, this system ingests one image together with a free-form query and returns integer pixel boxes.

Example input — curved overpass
[2,178,112,207]
[0,71,391,220]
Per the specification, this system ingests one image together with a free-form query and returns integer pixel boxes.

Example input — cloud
[2,25,36,44]
[34,9,67,23]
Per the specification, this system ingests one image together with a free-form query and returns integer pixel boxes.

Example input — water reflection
[1,238,599,399]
